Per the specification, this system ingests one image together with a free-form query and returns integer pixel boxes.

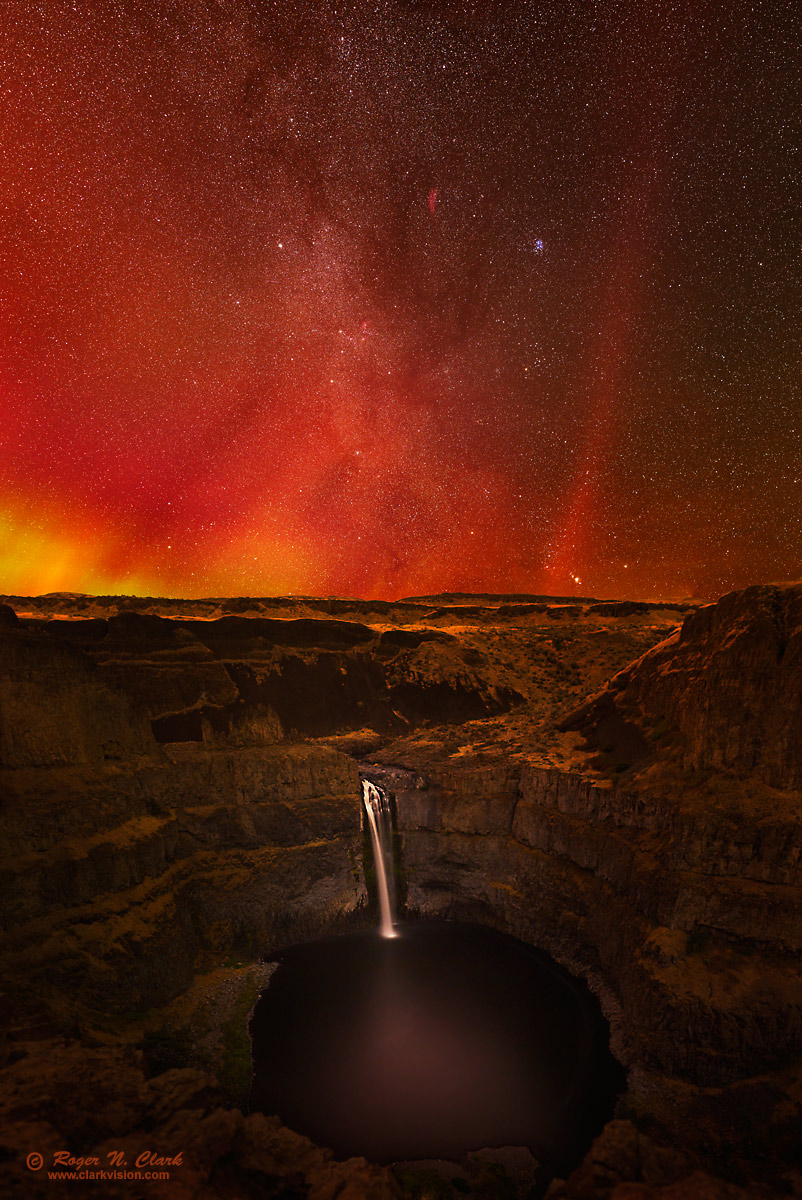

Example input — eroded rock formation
[0,1044,402,1199]
[563,582,802,789]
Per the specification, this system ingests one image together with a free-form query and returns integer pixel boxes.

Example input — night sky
[1,0,800,600]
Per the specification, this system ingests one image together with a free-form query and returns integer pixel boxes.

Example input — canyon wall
[564,582,802,789]
[387,761,801,1082]
[2,743,366,1018]
[376,761,801,1190]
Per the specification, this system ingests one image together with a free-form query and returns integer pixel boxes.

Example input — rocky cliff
[562,582,802,790]
[25,607,523,743]
[0,606,155,768]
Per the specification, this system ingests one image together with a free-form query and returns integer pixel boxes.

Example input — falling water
[361,779,397,938]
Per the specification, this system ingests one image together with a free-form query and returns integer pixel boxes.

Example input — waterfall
[361,779,398,939]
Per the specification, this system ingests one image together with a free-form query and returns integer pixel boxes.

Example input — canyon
[0,586,799,1199]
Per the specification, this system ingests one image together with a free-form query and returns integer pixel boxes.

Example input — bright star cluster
[0,0,799,600]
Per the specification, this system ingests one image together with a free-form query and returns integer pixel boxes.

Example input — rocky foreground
[0,587,799,1198]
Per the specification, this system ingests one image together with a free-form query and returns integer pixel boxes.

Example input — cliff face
[0,613,404,1198]
[0,604,531,1021]
[34,610,522,744]
[387,762,802,1082]
[6,596,631,1026]
[0,618,155,768]
[373,767,800,1191]
[564,583,802,790]
[2,743,366,1017]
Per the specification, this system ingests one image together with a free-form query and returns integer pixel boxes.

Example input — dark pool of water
[249,921,623,1171]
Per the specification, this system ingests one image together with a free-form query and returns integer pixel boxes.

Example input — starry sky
[1,0,800,600]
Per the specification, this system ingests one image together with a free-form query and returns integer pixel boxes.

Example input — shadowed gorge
[0,587,800,1199]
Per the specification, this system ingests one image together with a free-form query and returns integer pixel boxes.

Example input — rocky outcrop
[563,583,802,791]
[388,759,799,1077]
[0,1040,401,1199]
[0,616,394,1197]
[544,1120,765,1200]
[0,739,366,1017]
[0,618,372,1030]
[27,611,522,744]
[0,621,154,768]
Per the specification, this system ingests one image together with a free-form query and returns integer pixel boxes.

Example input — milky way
[1,0,800,599]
